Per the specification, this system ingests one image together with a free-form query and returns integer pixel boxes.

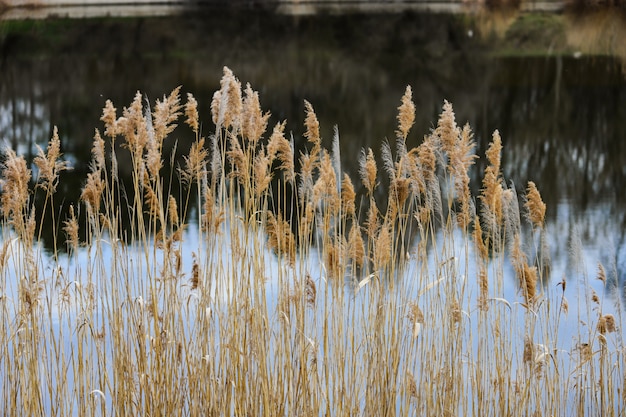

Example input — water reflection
[0,7,625,306]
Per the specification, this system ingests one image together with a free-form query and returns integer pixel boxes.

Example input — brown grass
[0,67,623,417]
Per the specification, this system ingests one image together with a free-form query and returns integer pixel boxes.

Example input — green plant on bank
[0,66,623,416]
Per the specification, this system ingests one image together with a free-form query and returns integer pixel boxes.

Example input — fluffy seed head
[397,85,415,141]
[525,181,546,229]
[185,93,199,134]
[242,83,270,144]
[359,148,377,195]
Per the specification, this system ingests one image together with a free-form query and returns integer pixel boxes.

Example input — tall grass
[0,66,623,416]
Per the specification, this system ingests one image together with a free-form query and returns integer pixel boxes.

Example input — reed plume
[182,137,207,184]
[242,82,270,144]
[407,301,425,339]
[597,263,607,284]
[216,66,243,131]
[153,86,182,143]
[303,100,321,158]
[34,126,68,194]
[597,314,616,334]
[253,148,272,198]
[511,235,537,305]
[450,123,476,229]
[396,85,415,141]
[168,195,179,227]
[185,92,199,135]
[63,204,80,251]
[101,99,119,138]
[347,222,365,269]
[312,150,340,214]
[359,148,378,196]
[480,130,504,230]
[1,149,31,237]
[525,181,546,229]
[341,174,356,218]
[119,91,148,162]
[266,211,296,266]
[267,121,295,183]
[435,100,460,158]
[374,224,392,270]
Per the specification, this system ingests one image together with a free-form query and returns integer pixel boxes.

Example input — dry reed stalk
[396,85,415,141]
[119,91,148,161]
[211,90,221,127]
[374,223,392,270]
[201,185,216,233]
[480,130,504,235]
[473,216,488,260]
[153,86,182,143]
[407,301,425,338]
[216,66,243,131]
[365,200,380,240]
[381,140,396,181]
[597,263,607,284]
[303,100,321,159]
[305,274,316,308]
[34,126,68,194]
[101,99,119,138]
[511,235,537,305]
[341,174,356,219]
[144,185,160,217]
[448,122,476,229]
[168,195,179,227]
[405,149,426,198]
[435,100,461,158]
[190,253,200,290]
[388,176,411,221]
[63,204,80,251]
[183,137,208,184]
[253,148,272,198]
[324,236,344,279]
[266,211,296,266]
[299,152,316,206]
[226,133,249,186]
[347,223,365,269]
[597,314,616,334]
[358,147,378,196]
[525,181,546,229]
[242,83,270,144]
[477,266,489,311]
[312,150,340,214]
[503,187,521,241]
[1,149,31,230]
[6,67,597,416]
[418,135,437,183]
[267,121,295,184]
[591,289,600,305]
[185,92,199,135]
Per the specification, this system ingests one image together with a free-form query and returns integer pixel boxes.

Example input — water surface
[1,6,625,306]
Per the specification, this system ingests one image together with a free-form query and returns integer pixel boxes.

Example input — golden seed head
[396,85,415,141]
[185,92,199,134]
[596,263,606,284]
[359,147,378,195]
[525,181,546,229]
[597,314,617,334]
[242,83,270,144]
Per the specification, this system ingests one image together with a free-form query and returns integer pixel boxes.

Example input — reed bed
[0,67,623,416]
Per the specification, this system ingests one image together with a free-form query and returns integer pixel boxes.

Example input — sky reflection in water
[0,7,625,326]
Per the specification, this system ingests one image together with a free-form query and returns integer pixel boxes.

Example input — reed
[0,66,623,416]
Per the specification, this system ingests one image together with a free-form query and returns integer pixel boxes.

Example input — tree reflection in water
[1,6,625,306]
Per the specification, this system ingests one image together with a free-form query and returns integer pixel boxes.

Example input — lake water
[2,5,625,300]
[1,4,626,414]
